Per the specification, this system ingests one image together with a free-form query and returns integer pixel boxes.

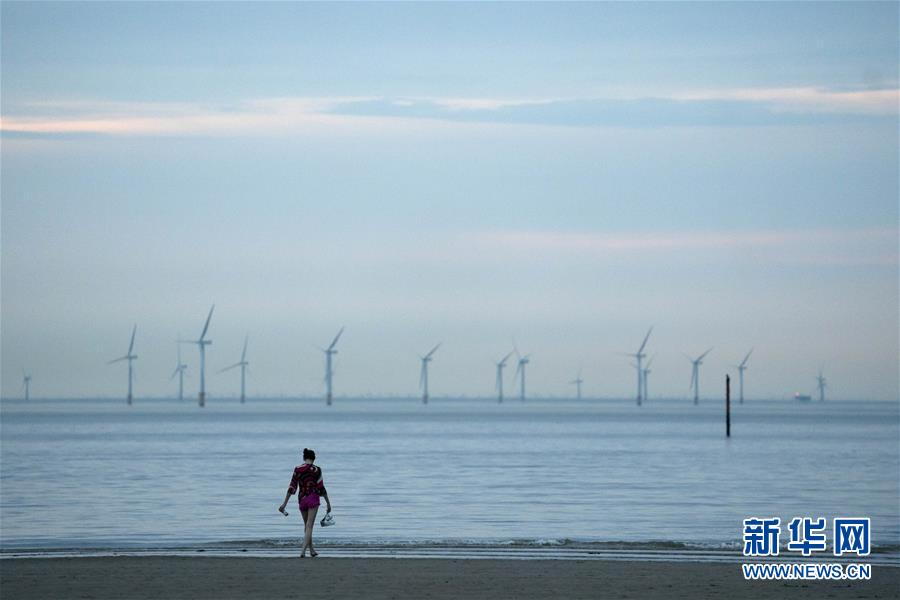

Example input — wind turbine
[419,343,441,404]
[569,370,584,400]
[108,324,137,405]
[816,370,827,402]
[182,305,214,407]
[687,348,713,405]
[321,327,344,406]
[495,351,514,403]
[514,348,531,401]
[22,370,31,401]
[642,355,655,403]
[735,349,753,404]
[624,327,653,406]
[170,342,188,401]
[219,335,249,403]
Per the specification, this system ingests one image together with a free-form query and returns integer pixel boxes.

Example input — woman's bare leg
[300,508,309,556]
[305,506,319,556]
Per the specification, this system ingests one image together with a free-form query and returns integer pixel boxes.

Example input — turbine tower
[170,343,188,401]
[735,349,753,404]
[495,351,514,403]
[625,327,653,406]
[321,327,344,406]
[108,324,137,405]
[816,371,827,402]
[182,305,214,407]
[570,370,584,400]
[642,355,655,403]
[687,348,713,405]
[220,335,249,403]
[419,343,441,404]
[22,370,32,401]
[514,349,531,401]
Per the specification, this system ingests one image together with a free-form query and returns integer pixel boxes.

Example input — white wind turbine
[22,370,32,401]
[570,370,584,400]
[219,335,249,403]
[514,348,531,401]
[624,327,653,406]
[735,349,753,404]
[170,342,188,401]
[495,351,514,403]
[687,348,713,405]
[816,370,827,402]
[642,355,655,403]
[419,343,441,404]
[320,327,344,406]
[108,324,137,405]
[181,305,214,407]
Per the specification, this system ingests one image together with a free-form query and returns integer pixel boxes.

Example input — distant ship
[794,393,812,402]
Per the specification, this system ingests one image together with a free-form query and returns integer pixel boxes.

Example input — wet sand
[1,557,897,599]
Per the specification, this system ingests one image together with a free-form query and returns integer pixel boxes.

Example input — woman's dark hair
[303,448,316,461]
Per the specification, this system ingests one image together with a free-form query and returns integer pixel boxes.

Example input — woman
[278,448,332,557]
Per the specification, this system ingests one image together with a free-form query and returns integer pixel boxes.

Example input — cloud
[2,87,896,137]
[669,87,899,116]
[460,227,899,267]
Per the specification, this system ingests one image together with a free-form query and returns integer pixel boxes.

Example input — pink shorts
[299,493,320,511]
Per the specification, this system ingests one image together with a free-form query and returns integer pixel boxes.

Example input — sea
[1,397,898,562]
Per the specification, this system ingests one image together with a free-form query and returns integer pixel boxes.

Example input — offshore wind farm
[5,313,841,406]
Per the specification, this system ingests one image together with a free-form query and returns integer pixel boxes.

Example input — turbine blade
[200,305,215,340]
[241,335,248,362]
[328,326,345,351]
[425,342,441,359]
[501,351,514,365]
[419,361,426,388]
[637,326,653,353]
[108,356,128,364]
[699,347,713,361]
[128,324,137,354]
[218,363,241,373]
[740,348,753,367]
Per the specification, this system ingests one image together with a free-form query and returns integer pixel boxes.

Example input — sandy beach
[1,557,897,600]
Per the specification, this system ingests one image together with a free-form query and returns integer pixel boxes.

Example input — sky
[2,2,898,401]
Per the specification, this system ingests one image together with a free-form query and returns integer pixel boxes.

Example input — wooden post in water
[726,374,731,438]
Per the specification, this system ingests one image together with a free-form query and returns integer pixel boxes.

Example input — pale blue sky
[2,2,897,400]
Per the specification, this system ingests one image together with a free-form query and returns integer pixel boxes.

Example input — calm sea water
[1,398,897,553]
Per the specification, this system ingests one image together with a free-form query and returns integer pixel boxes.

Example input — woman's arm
[317,470,332,513]
[278,489,293,513]
[279,469,298,513]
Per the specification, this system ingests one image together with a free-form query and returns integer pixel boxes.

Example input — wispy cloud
[2,86,896,137]
[669,87,899,116]
[461,227,899,267]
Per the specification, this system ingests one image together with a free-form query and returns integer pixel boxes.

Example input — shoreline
[3,538,899,564]
[2,556,898,600]
[3,545,900,567]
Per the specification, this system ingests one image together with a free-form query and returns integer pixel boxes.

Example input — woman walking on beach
[279,448,332,557]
